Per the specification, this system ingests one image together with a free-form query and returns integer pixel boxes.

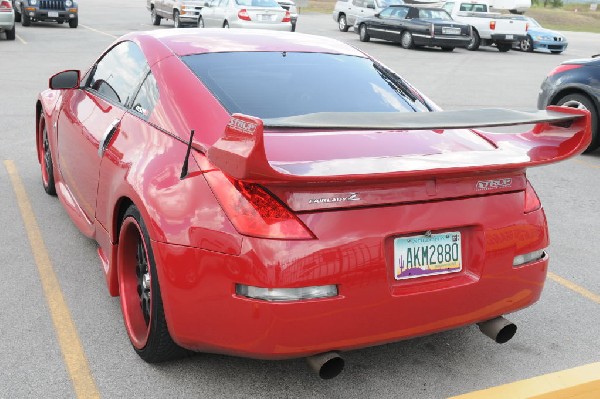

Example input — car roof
[125,29,366,58]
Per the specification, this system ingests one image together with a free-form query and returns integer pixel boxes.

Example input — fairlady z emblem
[308,193,361,204]
[228,118,258,134]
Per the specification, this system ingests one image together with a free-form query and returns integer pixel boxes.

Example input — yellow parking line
[3,161,100,399]
[81,24,117,39]
[574,159,600,169]
[16,33,27,44]
[547,272,600,305]
[449,362,600,399]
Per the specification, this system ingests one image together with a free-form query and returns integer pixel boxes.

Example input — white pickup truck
[441,1,528,51]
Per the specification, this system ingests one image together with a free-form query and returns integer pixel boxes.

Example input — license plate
[394,232,462,280]
[442,27,461,35]
[505,34,513,40]
[48,11,59,18]
[258,14,274,21]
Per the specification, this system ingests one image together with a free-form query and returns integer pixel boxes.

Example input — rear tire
[197,16,204,28]
[519,36,533,52]
[14,9,21,23]
[118,205,189,363]
[68,17,78,28]
[400,30,414,49]
[223,20,229,28]
[338,14,349,32]
[496,43,511,52]
[38,117,56,196]
[6,24,15,40]
[466,29,480,51]
[359,23,370,42]
[556,94,599,152]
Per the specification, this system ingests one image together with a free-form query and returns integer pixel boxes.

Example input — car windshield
[419,9,451,19]
[527,17,541,28]
[236,0,280,6]
[183,52,429,119]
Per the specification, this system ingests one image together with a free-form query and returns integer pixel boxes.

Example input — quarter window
[87,41,149,106]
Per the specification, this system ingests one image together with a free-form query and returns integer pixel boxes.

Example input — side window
[365,0,375,8]
[443,2,454,13]
[379,7,394,17]
[352,0,363,7]
[87,41,148,106]
[131,73,159,119]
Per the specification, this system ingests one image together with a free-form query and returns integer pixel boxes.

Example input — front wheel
[197,16,204,28]
[359,24,370,42]
[400,30,414,49]
[519,36,533,52]
[556,94,599,152]
[173,10,181,28]
[466,30,480,51]
[338,14,349,32]
[223,20,229,28]
[118,205,189,363]
[496,43,511,52]
[151,8,161,26]
[68,17,78,28]
[38,117,56,196]
[21,8,31,26]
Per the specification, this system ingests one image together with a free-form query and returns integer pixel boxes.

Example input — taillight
[204,170,314,240]
[489,20,496,30]
[238,9,251,21]
[282,10,291,23]
[525,23,529,31]
[0,0,12,10]
[524,181,541,213]
[547,64,583,77]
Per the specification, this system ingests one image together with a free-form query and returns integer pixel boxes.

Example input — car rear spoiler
[207,106,591,183]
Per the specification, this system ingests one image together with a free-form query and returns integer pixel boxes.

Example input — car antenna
[180,129,195,180]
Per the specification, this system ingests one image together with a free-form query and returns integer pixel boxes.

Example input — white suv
[332,0,404,32]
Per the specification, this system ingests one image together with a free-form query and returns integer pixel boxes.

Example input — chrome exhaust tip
[306,351,345,379]
[477,316,517,344]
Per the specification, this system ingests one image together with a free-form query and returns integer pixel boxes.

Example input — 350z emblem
[476,178,513,191]
[308,193,361,204]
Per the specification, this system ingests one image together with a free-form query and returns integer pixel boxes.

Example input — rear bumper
[0,13,15,29]
[491,33,526,43]
[152,192,550,359]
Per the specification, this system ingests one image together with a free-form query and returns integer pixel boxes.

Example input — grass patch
[300,0,600,33]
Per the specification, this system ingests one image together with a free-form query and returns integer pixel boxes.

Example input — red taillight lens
[238,9,251,21]
[0,0,12,10]
[547,64,583,77]
[489,20,496,30]
[525,181,541,213]
[525,23,529,31]
[204,170,314,240]
[282,10,291,22]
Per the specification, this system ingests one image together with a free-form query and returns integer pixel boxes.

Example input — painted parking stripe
[81,24,118,39]
[547,272,600,305]
[449,362,600,399]
[4,161,100,399]
[15,33,27,44]
[574,159,600,169]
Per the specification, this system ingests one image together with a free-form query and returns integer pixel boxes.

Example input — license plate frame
[394,232,462,280]
[442,27,461,35]
[505,34,514,40]
[258,14,274,22]
[48,11,59,18]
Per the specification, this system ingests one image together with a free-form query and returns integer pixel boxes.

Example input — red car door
[57,41,150,222]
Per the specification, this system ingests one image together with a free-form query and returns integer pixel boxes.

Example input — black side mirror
[49,70,80,90]
[204,1,210,6]
[374,12,380,17]
[367,3,375,9]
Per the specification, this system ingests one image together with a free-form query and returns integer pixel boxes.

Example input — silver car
[148,0,204,28]
[0,0,15,40]
[333,0,404,32]
[199,0,292,31]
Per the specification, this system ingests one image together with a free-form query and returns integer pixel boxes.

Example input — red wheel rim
[118,217,153,349]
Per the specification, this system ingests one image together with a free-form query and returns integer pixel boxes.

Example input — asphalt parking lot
[0,0,599,397]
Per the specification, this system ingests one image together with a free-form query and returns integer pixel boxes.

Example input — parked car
[538,55,599,152]
[37,29,590,378]
[1,0,16,40]
[333,0,404,32]
[147,0,203,27]
[355,5,471,51]
[441,0,527,51]
[511,16,567,54]
[198,0,292,30]
[276,0,297,31]
[13,0,78,28]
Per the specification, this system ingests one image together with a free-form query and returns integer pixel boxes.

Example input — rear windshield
[419,9,452,20]
[183,52,429,119]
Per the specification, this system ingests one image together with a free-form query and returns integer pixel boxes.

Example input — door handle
[98,119,121,157]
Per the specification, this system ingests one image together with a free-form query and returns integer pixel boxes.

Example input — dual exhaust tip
[306,316,516,380]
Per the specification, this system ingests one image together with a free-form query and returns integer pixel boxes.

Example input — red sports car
[37,29,590,379]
